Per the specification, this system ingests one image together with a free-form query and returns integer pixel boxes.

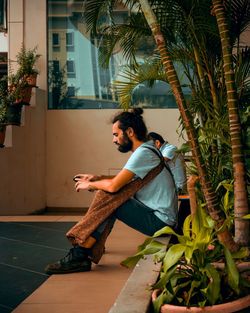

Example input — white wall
[0,0,47,215]
[0,33,8,52]
[46,109,183,209]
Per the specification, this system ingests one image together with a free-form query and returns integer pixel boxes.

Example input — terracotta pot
[152,289,250,313]
[11,73,37,105]
[0,125,6,148]
[25,73,37,87]
[15,86,32,105]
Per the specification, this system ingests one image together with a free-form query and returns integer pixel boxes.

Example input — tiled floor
[0,216,146,313]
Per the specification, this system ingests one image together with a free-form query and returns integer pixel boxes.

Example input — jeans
[91,197,167,240]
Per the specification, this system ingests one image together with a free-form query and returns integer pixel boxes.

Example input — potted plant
[122,203,250,312]
[16,45,40,84]
[0,76,23,129]
[10,45,41,105]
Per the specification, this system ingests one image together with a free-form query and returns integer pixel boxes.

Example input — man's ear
[155,140,161,149]
[126,127,134,138]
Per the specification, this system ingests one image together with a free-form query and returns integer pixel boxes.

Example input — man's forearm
[88,178,117,193]
[93,175,115,181]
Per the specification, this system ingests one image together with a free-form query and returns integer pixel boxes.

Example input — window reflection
[47,0,181,109]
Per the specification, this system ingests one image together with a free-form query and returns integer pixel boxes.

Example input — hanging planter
[9,75,36,106]
[9,45,40,105]
[14,85,33,105]
[14,73,38,105]
[5,103,22,126]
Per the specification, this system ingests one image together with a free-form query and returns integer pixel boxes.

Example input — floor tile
[0,222,77,311]
[0,264,46,311]
[4,220,147,313]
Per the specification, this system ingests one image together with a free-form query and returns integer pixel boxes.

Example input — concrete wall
[0,0,47,215]
[0,0,182,215]
[46,109,182,209]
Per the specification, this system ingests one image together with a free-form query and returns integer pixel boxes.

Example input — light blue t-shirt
[123,141,178,226]
[160,142,187,191]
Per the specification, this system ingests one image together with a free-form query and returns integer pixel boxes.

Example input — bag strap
[144,145,177,194]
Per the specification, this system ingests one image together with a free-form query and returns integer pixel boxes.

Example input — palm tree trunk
[138,0,238,251]
[212,0,249,246]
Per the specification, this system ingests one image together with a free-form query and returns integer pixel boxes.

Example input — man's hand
[75,180,93,192]
[74,169,135,193]
[73,174,99,182]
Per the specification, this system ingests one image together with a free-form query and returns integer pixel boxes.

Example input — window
[67,86,75,97]
[47,1,182,109]
[0,52,7,78]
[66,32,74,47]
[0,0,7,31]
[52,33,60,47]
[66,60,75,75]
[52,60,60,72]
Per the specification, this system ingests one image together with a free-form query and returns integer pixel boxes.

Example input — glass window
[0,0,7,31]
[0,52,7,78]
[52,33,60,47]
[67,86,75,97]
[66,32,74,47]
[47,1,183,109]
[66,60,75,75]
[52,60,60,72]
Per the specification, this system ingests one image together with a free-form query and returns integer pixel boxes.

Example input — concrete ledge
[109,236,170,313]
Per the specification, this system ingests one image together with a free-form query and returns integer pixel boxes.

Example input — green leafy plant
[48,62,67,107]
[0,76,23,127]
[0,76,10,125]
[122,204,249,311]
[16,44,40,77]
[0,44,41,127]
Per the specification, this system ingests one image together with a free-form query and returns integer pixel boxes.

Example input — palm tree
[212,0,249,246]
[84,0,250,250]
[130,0,237,251]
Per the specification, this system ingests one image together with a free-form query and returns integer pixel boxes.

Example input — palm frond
[224,0,250,40]
[234,47,250,106]
[85,0,119,35]
[112,59,168,109]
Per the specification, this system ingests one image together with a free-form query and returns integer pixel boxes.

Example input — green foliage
[122,203,249,310]
[84,0,250,190]
[48,62,67,107]
[112,59,168,109]
[0,45,40,126]
[16,44,40,76]
[0,76,10,124]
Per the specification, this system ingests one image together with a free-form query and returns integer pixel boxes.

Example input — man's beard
[117,133,133,153]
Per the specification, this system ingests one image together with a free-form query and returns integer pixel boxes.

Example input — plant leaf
[224,247,240,294]
[162,244,185,272]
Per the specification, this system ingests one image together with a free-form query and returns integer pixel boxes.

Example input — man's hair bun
[131,108,143,116]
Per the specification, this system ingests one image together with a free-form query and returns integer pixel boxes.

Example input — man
[148,132,187,193]
[45,109,177,275]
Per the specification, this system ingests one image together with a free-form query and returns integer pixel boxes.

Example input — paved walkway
[0,215,146,313]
